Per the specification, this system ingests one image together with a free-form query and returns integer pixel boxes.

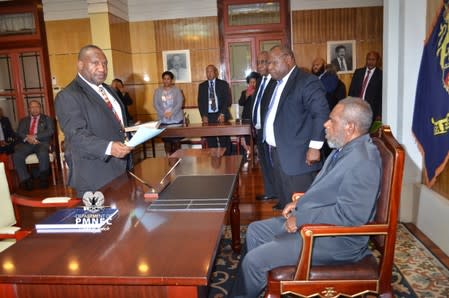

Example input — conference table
[0,154,242,298]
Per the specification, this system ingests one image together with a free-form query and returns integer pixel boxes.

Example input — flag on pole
[412,0,449,187]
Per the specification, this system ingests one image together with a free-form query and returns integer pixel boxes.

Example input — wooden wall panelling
[130,21,157,53]
[110,14,131,54]
[48,53,78,88]
[45,19,92,55]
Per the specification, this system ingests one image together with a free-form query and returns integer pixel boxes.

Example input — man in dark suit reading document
[231,98,382,298]
[55,45,132,197]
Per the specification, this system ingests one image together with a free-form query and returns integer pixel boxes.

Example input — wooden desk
[160,121,253,166]
[169,148,226,158]
[0,156,242,298]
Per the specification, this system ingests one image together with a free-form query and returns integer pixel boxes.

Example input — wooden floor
[12,155,449,271]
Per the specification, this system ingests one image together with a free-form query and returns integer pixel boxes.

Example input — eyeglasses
[257,60,268,65]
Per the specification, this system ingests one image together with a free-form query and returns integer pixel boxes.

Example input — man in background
[55,44,132,197]
[311,58,346,158]
[264,46,329,210]
[349,51,382,121]
[252,50,278,202]
[197,64,231,154]
[111,78,134,125]
[0,107,15,154]
[13,100,54,190]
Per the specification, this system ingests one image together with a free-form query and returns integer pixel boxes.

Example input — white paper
[126,127,165,147]
[124,120,160,132]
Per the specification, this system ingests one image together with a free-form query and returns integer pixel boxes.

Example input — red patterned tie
[99,86,122,125]
[359,69,371,98]
[29,116,37,135]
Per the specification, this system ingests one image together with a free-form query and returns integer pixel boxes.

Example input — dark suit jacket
[348,67,382,120]
[55,75,128,196]
[238,90,252,120]
[251,77,277,131]
[273,67,329,175]
[0,116,16,153]
[294,134,381,264]
[197,78,231,121]
[0,117,15,141]
[16,113,54,144]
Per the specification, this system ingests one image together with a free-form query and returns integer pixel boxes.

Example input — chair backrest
[371,126,405,286]
[0,162,16,228]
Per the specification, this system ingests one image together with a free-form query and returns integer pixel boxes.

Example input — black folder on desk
[147,175,237,211]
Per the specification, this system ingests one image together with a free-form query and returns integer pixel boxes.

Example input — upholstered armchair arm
[10,194,80,226]
[0,229,31,241]
[295,223,389,280]
[11,195,80,208]
[291,192,304,202]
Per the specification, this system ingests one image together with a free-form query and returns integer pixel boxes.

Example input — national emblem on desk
[82,191,105,213]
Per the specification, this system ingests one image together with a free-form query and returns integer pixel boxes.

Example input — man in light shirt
[55,45,132,197]
[263,45,329,210]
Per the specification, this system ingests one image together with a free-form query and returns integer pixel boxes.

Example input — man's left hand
[306,148,321,166]
[218,114,225,123]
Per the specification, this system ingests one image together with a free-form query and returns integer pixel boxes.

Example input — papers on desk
[126,127,165,147]
[124,120,160,132]
[35,207,118,233]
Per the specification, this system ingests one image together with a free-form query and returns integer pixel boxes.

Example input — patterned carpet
[208,224,449,298]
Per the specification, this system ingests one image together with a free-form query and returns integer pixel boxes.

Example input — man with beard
[311,58,346,111]
[231,97,382,298]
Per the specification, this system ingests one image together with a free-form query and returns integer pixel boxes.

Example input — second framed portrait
[327,40,356,74]
[162,50,192,83]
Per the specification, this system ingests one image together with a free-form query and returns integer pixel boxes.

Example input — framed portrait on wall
[162,49,191,83]
[327,40,356,74]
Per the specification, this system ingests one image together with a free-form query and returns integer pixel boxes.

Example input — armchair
[0,162,80,253]
[265,125,405,298]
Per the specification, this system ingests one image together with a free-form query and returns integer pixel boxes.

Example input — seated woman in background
[153,71,184,155]
[238,71,260,160]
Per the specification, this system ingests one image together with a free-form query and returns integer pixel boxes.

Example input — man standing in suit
[197,64,231,154]
[55,45,132,197]
[349,51,382,121]
[331,45,353,72]
[252,51,277,201]
[264,46,329,210]
[13,100,54,190]
[232,98,382,298]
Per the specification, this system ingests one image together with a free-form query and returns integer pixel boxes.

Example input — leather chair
[265,125,405,298]
[0,162,80,253]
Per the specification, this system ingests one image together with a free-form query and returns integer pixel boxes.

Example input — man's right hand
[111,141,132,158]
[282,201,297,219]
[202,116,208,124]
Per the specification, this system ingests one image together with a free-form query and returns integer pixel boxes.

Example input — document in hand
[124,120,160,132]
[126,127,165,147]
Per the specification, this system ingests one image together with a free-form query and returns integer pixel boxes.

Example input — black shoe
[272,203,283,210]
[256,195,276,201]
[19,179,33,191]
